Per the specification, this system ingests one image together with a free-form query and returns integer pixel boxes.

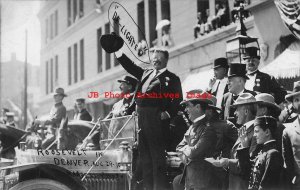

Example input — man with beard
[100,33,182,190]
[243,47,287,104]
[282,81,300,189]
[221,64,256,124]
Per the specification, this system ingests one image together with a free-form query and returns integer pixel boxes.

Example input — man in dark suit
[221,64,256,123]
[100,34,183,190]
[176,91,217,190]
[207,57,229,109]
[243,46,287,104]
[282,81,300,189]
[74,98,92,121]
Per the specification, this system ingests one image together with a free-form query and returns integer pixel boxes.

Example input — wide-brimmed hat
[243,46,260,60]
[181,90,218,109]
[100,32,124,53]
[213,57,229,69]
[117,76,138,88]
[76,98,85,103]
[231,93,256,108]
[54,87,67,97]
[285,81,300,102]
[254,93,281,112]
[228,64,249,79]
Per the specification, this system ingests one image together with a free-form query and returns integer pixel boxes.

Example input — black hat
[76,98,85,103]
[54,87,67,97]
[243,47,260,59]
[100,32,124,53]
[254,116,277,129]
[228,64,249,79]
[117,76,138,88]
[213,57,229,69]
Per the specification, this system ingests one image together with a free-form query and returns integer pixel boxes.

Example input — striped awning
[261,41,300,78]
[274,0,300,39]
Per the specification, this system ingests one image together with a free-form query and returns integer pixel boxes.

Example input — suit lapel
[141,70,154,84]
[294,118,300,135]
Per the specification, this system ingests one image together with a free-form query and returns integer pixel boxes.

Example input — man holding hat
[208,57,229,108]
[176,90,217,190]
[282,81,300,189]
[243,46,287,104]
[221,64,256,123]
[237,116,283,190]
[74,98,92,121]
[100,33,182,190]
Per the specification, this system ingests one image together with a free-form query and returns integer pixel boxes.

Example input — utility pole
[24,30,28,128]
[0,0,2,109]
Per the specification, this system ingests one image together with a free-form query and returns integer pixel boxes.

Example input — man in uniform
[34,87,67,148]
[74,98,92,121]
[243,46,287,104]
[100,33,183,190]
[208,57,229,108]
[221,64,256,124]
[176,91,217,190]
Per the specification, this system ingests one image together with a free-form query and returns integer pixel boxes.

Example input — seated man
[73,98,92,121]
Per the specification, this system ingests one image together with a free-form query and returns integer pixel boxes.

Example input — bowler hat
[231,93,256,108]
[54,87,67,97]
[254,93,281,112]
[228,64,249,79]
[181,90,215,106]
[213,57,229,69]
[243,47,260,60]
[117,76,138,88]
[285,81,300,102]
[100,32,124,53]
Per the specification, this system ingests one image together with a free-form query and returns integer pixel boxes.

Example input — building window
[55,55,58,84]
[50,14,54,39]
[161,0,170,20]
[97,27,102,73]
[73,0,77,22]
[55,10,58,36]
[105,23,111,70]
[46,61,49,94]
[137,1,145,42]
[80,39,84,80]
[68,47,72,85]
[50,58,53,92]
[149,0,157,47]
[45,18,49,43]
[79,0,84,18]
[67,0,72,26]
[74,43,78,83]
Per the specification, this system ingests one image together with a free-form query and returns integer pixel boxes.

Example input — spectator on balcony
[162,25,173,47]
[194,12,205,39]
[205,9,213,33]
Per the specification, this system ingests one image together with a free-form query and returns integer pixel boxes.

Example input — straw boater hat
[254,93,281,112]
[231,93,256,108]
[285,81,300,102]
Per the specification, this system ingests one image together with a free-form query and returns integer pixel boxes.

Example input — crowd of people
[99,31,300,190]
[0,29,298,190]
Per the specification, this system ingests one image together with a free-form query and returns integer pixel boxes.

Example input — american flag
[274,0,300,39]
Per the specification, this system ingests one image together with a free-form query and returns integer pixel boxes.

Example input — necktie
[141,70,158,93]
[233,94,238,101]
